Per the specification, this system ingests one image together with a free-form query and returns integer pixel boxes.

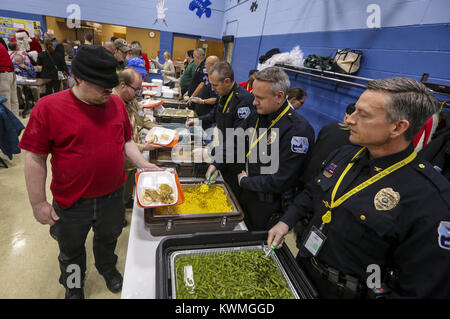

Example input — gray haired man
[268,77,450,298]
[187,48,207,97]
[237,66,315,230]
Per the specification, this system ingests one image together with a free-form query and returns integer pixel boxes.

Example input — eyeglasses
[126,82,143,95]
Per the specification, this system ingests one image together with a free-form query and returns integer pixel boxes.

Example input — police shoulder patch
[237,106,250,119]
[438,221,450,250]
[291,136,309,154]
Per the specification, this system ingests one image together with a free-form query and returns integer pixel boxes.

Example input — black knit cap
[71,45,119,88]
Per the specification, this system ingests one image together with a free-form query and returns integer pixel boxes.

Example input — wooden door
[173,36,198,64]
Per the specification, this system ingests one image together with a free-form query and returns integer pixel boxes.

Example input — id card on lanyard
[304,226,327,256]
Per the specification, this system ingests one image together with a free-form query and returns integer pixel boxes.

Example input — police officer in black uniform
[187,48,207,98]
[268,77,450,298]
[186,61,255,200]
[187,55,220,120]
[237,67,315,230]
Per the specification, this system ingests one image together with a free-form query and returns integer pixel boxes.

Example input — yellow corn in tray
[154,184,233,215]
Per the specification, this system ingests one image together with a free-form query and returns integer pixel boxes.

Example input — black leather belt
[0,70,13,73]
[79,186,123,202]
[309,257,365,298]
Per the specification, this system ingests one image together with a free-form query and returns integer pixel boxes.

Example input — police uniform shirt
[300,122,354,186]
[187,59,207,96]
[240,100,315,194]
[195,75,219,118]
[280,144,450,298]
[199,82,255,139]
[419,126,450,181]
[199,83,255,200]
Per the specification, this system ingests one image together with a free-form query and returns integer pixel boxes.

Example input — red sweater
[0,43,13,71]
[142,53,150,72]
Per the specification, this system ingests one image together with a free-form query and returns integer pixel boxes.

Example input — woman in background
[152,51,175,86]
[37,40,68,95]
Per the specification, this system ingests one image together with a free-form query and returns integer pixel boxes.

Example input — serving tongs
[263,243,276,258]
[199,169,218,193]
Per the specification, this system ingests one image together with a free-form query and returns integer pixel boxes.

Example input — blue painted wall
[224,0,450,137]
[159,31,173,61]
[0,0,225,39]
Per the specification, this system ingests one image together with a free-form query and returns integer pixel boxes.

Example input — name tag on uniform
[303,226,327,256]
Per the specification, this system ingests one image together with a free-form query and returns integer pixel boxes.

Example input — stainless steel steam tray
[169,245,299,299]
[151,182,241,219]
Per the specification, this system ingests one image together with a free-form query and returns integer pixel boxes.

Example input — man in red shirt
[20,45,159,299]
[0,41,19,116]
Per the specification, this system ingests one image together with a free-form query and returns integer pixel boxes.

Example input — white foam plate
[143,90,158,96]
[136,170,178,207]
[146,127,176,145]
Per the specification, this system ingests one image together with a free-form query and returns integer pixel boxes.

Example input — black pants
[123,169,136,204]
[220,165,244,206]
[45,79,61,96]
[241,189,282,231]
[50,187,125,288]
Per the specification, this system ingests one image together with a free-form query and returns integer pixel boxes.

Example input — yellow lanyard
[246,82,253,93]
[221,92,234,113]
[246,104,291,159]
[320,147,417,229]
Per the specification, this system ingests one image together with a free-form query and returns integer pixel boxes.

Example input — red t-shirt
[19,89,132,209]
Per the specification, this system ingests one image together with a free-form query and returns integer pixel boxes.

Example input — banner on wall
[0,16,41,40]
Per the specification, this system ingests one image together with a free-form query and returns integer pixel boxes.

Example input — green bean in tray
[174,249,295,299]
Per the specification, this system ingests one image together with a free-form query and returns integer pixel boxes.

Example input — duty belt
[257,191,281,203]
[309,257,365,298]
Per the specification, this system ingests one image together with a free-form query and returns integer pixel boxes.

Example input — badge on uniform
[437,221,450,250]
[237,106,250,119]
[303,225,327,257]
[323,163,337,178]
[373,187,400,211]
[291,136,309,154]
[267,130,277,145]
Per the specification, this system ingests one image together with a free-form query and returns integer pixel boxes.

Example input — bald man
[188,55,220,117]
[103,41,115,53]
[112,67,159,214]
